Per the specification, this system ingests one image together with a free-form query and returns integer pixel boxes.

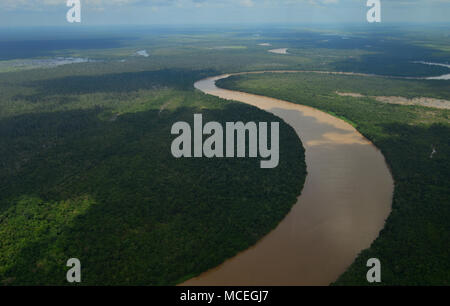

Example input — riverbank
[216,72,449,285]
[182,73,394,285]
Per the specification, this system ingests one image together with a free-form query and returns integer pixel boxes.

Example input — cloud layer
[1,0,449,11]
[0,0,448,25]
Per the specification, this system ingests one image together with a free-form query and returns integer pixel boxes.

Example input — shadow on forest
[0,102,306,285]
[373,122,450,184]
[16,69,218,100]
[0,38,133,61]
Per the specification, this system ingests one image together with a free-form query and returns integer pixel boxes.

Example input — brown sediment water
[181,73,394,286]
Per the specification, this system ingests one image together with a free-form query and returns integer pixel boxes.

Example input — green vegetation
[218,72,450,285]
[2,26,449,76]
[1,25,449,285]
[0,67,306,285]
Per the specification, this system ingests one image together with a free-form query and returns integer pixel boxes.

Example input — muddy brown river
[182,73,394,286]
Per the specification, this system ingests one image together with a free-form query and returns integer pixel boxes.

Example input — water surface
[182,74,394,286]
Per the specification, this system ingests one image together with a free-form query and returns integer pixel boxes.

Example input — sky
[0,0,449,27]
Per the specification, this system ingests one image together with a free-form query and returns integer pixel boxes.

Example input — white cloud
[240,0,255,7]
[0,0,448,11]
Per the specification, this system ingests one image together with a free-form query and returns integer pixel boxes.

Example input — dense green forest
[1,25,449,286]
[218,72,450,285]
[0,68,306,285]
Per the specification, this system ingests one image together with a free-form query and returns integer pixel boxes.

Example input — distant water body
[136,50,149,57]
[268,48,288,55]
[413,61,450,80]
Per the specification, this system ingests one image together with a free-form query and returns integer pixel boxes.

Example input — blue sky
[0,0,449,26]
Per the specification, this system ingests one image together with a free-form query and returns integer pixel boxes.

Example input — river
[181,73,394,286]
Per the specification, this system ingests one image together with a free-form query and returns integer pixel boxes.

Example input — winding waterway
[182,73,394,286]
